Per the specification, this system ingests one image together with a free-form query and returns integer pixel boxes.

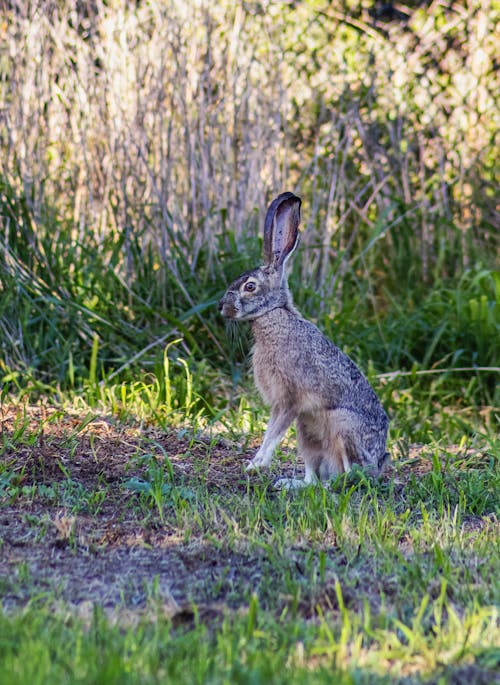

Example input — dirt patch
[0,404,296,616]
[0,404,492,620]
[0,404,250,614]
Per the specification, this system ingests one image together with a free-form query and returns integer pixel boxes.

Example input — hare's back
[294,317,382,411]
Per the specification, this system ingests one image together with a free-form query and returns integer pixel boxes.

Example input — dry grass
[1,0,497,279]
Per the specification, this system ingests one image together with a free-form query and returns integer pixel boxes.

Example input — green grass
[1,1,499,682]
[0,599,498,685]
[0,406,498,684]
[0,241,498,683]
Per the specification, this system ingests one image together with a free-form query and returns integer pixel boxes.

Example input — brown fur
[218,192,389,487]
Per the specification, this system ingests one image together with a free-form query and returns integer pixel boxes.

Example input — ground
[0,404,489,612]
[0,403,499,684]
[1,404,250,622]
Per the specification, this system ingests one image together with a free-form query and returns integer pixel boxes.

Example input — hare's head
[218,192,301,321]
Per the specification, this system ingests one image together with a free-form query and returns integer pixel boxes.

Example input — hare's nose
[217,297,225,312]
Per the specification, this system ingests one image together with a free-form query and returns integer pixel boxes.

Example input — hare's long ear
[263,192,301,269]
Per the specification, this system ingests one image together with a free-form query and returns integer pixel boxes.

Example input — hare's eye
[243,281,256,293]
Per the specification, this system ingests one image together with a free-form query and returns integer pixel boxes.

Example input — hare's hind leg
[273,461,320,490]
[296,409,367,483]
[275,408,387,489]
[323,409,389,477]
[296,411,348,479]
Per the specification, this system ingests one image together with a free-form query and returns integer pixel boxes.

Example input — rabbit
[218,191,390,488]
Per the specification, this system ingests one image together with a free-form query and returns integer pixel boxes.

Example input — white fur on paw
[246,458,270,471]
[246,451,273,471]
[273,477,308,490]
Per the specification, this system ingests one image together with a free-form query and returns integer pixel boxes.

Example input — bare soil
[0,404,487,625]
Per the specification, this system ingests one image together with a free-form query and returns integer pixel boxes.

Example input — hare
[218,192,389,488]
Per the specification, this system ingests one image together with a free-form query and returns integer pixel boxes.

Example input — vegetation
[0,1,498,683]
[0,407,498,684]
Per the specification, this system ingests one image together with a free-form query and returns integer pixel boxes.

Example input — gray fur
[218,192,389,487]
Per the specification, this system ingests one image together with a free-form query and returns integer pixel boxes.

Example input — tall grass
[0,0,498,417]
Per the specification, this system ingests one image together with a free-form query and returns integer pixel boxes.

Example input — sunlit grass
[0,599,498,685]
[0,2,499,683]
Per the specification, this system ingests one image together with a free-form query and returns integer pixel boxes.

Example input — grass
[0,1,499,682]
[1,1,498,406]
[0,405,498,684]
[0,602,498,685]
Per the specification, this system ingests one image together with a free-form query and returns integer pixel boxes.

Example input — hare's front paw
[246,447,273,471]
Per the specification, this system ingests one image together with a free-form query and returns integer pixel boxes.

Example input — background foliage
[0,0,498,434]
[0,5,499,683]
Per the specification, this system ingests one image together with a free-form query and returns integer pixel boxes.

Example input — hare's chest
[252,345,290,406]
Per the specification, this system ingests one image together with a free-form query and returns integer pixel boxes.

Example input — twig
[378,367,499,381]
